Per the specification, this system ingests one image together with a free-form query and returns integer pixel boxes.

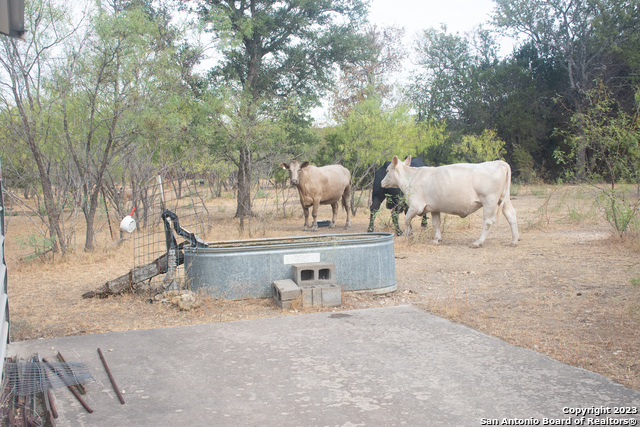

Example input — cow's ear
[281,163,288,170]
[391,156,399,166]
[403,155,412,166]
[300,161,310,169]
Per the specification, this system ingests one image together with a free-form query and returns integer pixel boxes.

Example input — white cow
[381,156,519,248]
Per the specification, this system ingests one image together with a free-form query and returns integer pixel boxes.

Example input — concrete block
[273,279,301,300]
[300,285,315,307]
[322,284,342,307]
[300,283,342,308]
[291,262,336,286]
[273,279,301,309]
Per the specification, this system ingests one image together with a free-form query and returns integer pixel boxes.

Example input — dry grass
[4,185,640,391]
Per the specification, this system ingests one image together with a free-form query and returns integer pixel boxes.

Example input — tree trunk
[83,188,102,251]
[22,112,65,255]
[37,157,65,255]
[82,245,185,298]
[7,36,66,255]
[235,147,252,218]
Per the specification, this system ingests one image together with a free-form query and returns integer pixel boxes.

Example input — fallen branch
[82,243,185,298]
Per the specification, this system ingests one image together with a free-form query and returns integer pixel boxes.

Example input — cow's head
[280,160,310,186]
[381,156,412,189]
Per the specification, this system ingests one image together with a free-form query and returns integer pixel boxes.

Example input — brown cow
[281,161,352,232]
[117,186,133,203]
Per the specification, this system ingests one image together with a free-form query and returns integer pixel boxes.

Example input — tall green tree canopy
[191,0,371,218]
[329,25,406,122]
[409,25,477,124]
[196,0,369,109]
[492,0,640,178]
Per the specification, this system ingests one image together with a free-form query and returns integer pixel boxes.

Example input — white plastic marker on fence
[120,207,137,233]
[157,175,165,210]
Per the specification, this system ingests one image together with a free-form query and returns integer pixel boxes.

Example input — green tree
[330,25,406,122]
[555,83,640,235]
[408,26,514,167]
[0,0,82,255]
[556,83,640,184]
[409,25,475,124]
[321,97,413,187]
[492,0,637,179]
[453,129,506,163]
[192,0,369,219]
[490,43,565,181]
[320,96,445,193]
[57,0,192,250]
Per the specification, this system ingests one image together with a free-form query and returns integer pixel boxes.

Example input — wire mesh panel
[133,175,209,291]
[4,362,94,396]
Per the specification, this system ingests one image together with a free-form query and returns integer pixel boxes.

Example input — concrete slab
[7,306,640,427]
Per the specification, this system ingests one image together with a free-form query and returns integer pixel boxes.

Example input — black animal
[368,156,428,235]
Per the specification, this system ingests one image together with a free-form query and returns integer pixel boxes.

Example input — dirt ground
[3,185,640,392]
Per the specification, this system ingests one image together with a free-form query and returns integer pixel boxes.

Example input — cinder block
[322,284,342,307]
[273,279,301,309]
[300,285,318,307]
[291,262,336,286]
[300,283,342,308]
[273,279,301,300]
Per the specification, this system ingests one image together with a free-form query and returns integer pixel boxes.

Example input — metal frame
[0,158,10,384]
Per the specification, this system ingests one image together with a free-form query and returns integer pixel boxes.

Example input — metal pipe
[97,348,125,405]
[37,353,58,423]
[42,358,93,414]
[46,388,58,421]
[56,352,86,394]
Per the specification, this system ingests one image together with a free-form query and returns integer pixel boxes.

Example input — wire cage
[132,175,209,291]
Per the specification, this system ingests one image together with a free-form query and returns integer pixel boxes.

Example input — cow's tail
[497,161,512,218]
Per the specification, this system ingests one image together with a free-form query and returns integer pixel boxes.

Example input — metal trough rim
[185,232,394,252]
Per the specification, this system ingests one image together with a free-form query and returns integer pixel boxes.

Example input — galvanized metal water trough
[184,232,396,300]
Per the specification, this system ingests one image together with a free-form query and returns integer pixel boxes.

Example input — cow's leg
[330,202,338,228]
[368,209,379,232]
[368,195,384,232]
[431,212,442,244]
[302,206,310,231]
[311,200,320,232]
[472,205,498,248]
[404,206,420,238]
[343,187,352,229]
[391,204,403,236]
[502,198,520,246]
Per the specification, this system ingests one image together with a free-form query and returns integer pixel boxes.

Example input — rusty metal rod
[26,355,41,427]
[25,355,41,427]
[97,348,125,405]
[7,356,17,427]
[22,359,30,427]
[46,388,58,421]
[37,354,58,423]
[42,358,93,414]
[56,351,86,394]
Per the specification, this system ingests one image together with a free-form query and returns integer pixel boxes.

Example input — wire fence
[132,176,209,292]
